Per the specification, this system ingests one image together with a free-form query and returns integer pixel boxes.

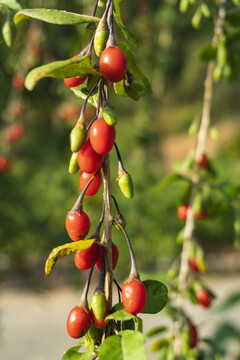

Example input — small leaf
[106,309,137,322]
[45,239,96,277]
[155,173,190,193]
[214,291,240,312]
[62,339,94,360]
[118,42,151,90]
[72,85,98,107]
[14,8,100,25]
[146,326,168,337]
[113,0,138,47]
[151,338,169,352]
[98,335,123,360]
[121,330,147,360]
[114,80,127,97]
[2,19,16,47]
[141,280,168,314]
[25,56,100,90]
[0,0,21,12]
[62,339,84,359]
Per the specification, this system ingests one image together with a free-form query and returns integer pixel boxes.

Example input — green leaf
[106,309,137,322]
[118,42,151,90]
[45,238,96,277]
[72,85,98,107]
[98,335,123,360]
[151,338,169,352]
[121,330,147,360]
[199,45,217,62]
[141,280,168,314]
[114,80,127,97]
[14,8,100,25]
[98,331,147,360]
[0,0,21,12]
[155,173,190,193]
[146,326,168,337]
[64,339,85,354]
[214,291,240,312]
[62,339,94,360]
[113,0,138,47]
[25,56,100,90]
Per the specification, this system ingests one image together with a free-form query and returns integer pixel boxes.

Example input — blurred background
[0,0,240,359]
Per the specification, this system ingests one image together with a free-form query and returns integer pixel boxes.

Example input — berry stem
[95,248,106,292]
[115,220,139,280]
[80,246,102,308]
[102,154,113,308]
[71,169,101,214]
[173,1,227,356]
[92,0,99,17]
[114,143,126,173]
[113,278,122,303]
[106,0,116,47]
[111,195,120,216]
[78,80,100,125]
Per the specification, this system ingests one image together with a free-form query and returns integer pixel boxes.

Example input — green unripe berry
[2,20,16,47]
[98,0,107,8]
[117,171,134,199]
[70,123,87,152]
[68,152,79,174]
[102,105,117,126]
[201,3,210,18]
[94,19,109,57]
[180,0,190,13]
[91,292,107,320]
[213,65,222,82]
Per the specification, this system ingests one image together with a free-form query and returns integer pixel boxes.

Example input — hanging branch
[173,0,227,356]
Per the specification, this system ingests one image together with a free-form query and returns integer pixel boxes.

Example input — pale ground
[1,274,240,360]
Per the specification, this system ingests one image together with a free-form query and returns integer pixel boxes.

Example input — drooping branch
[173,1,227,356]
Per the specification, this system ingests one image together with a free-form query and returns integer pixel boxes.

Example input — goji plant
[146,0,240,359]
[13,1,168,359]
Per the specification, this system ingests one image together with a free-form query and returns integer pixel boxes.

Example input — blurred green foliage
[0,0,240,283]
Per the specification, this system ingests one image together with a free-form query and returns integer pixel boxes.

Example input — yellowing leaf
[45,238,96,277]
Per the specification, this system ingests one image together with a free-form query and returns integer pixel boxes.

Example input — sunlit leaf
[25,56,100,90]
[141,280,168,314]
[14,8,99,25]
[121,330,147,360]
[45,238,96,277]
[62,339,94,360]
[0,0,21,12]
[98,335,123,360]
[106,309,137,322]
